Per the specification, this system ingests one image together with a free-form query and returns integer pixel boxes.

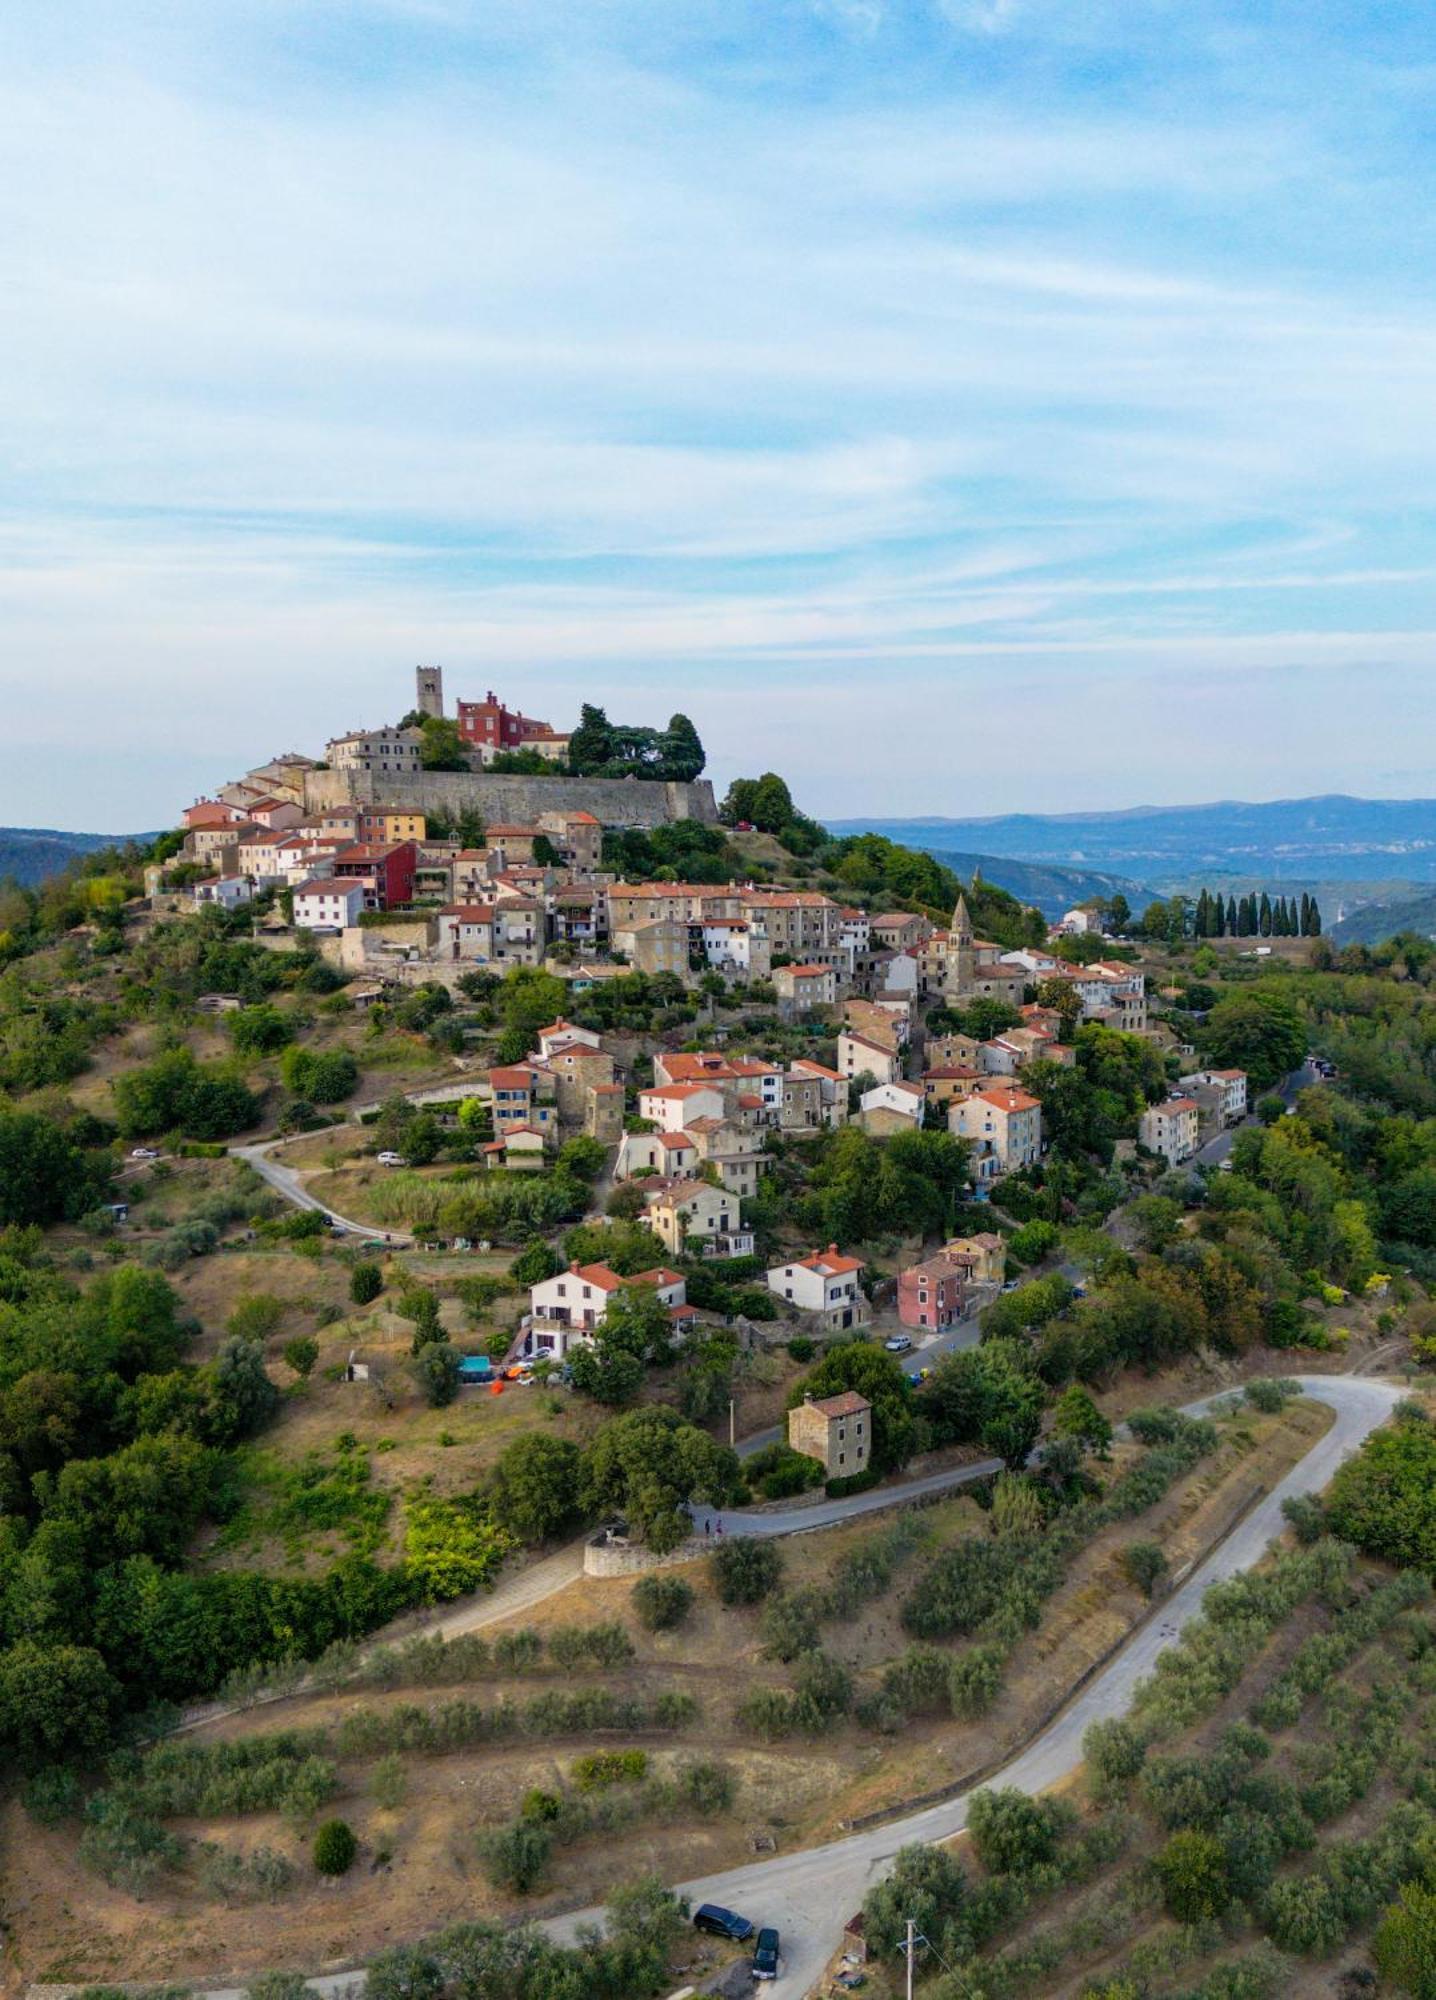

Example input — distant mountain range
[828,795,1436,890]
[0,827,134,888]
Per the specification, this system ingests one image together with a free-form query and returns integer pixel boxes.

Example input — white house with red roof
[766,1245,870,1331]
[524,1262,690,1361]
[637,1081,729,1131]
[292,879,366,932]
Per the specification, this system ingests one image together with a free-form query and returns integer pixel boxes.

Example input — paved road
[231,1139,415,1246]
[691,1454,1003,1539]
[184,1373,1401,2000]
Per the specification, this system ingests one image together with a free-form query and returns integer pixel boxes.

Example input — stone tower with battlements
[415,665,444,719]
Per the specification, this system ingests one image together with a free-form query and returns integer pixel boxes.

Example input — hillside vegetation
[0,793,1434,1991]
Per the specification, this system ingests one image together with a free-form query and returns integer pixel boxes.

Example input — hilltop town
[3,665,1433,2000]
[161,667,1244,1215]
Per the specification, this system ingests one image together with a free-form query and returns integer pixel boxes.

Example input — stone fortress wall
[303,765,718,828]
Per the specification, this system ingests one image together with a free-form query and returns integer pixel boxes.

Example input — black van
[693,1902,755,1941]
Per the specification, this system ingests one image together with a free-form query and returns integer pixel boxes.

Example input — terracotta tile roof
[973,1086,1041,1113]
[809,1390,870,1418]
[795,1245,865,1277]
[565,1262,626,1292]
[439,904,495,920]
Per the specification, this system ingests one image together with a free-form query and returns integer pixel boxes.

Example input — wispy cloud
[0,0,1434,825]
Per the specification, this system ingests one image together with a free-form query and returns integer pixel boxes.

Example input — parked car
[376,1151,404,1167]
[883,1333,913,1353]
[752,1926,780,1979]
[130,1147,159,1161]
[693,1903,755,1941]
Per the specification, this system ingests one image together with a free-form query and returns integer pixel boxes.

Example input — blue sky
[2,0,1435,829]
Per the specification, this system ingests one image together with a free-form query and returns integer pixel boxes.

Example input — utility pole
[906,1917,916,2000]
[729,1396,736,1447]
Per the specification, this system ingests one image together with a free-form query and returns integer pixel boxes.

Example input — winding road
[185,1371,1402,2000]
[231,1138,415,1246]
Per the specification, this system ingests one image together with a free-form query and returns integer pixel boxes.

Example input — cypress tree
[1310,897,1322,936]
[1259,892,1273,937]
[1227,895,1239,935]
[1214,894,1226,938]
[1195,888,1211,938]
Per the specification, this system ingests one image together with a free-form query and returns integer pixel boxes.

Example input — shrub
[572,1749,648,1791]
[1121,1542,1169,1597]
[411,1341,461,1407]
[1245,1377,1298,1415]
[1126,1406,1184,1445]
[228,1294,284,1341]
[1083,1718,1146,1798]
[681,1758,735,1815]
[350,1262,384,1305]
[1156,1829,1231,1921]
[787,1336,815,1362]
[632,1574,693,1632]
[283,1335,319,1379]
[761,1592,821,1662]
[1374,1880,1436,1997]
[370,1754,407,1810]
[547,1622,634,1668]
[949,1643,1006,1718]
[967,1787,1073,1876]
[1281,1494,1327,1544]
[711,1538,782,1606]
[479,1818,552,1893]
[312,1817,357,1876]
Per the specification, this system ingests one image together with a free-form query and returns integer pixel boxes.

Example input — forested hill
[0,827,145,887]
[919,847,1153,922]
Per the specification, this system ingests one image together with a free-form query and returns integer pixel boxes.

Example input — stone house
[788,1391,872,1479]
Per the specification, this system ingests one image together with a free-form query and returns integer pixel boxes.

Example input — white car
[884,1333,913,1353]
[130,1147,159,1161]
[376,1150,405,1167]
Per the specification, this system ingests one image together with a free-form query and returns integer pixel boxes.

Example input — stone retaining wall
[303,767,718,827]
[583,1531,707,1577]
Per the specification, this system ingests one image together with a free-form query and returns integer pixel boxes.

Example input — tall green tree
[659,713,705,780]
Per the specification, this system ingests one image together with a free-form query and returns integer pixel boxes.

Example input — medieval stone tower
[415,665,444,719]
